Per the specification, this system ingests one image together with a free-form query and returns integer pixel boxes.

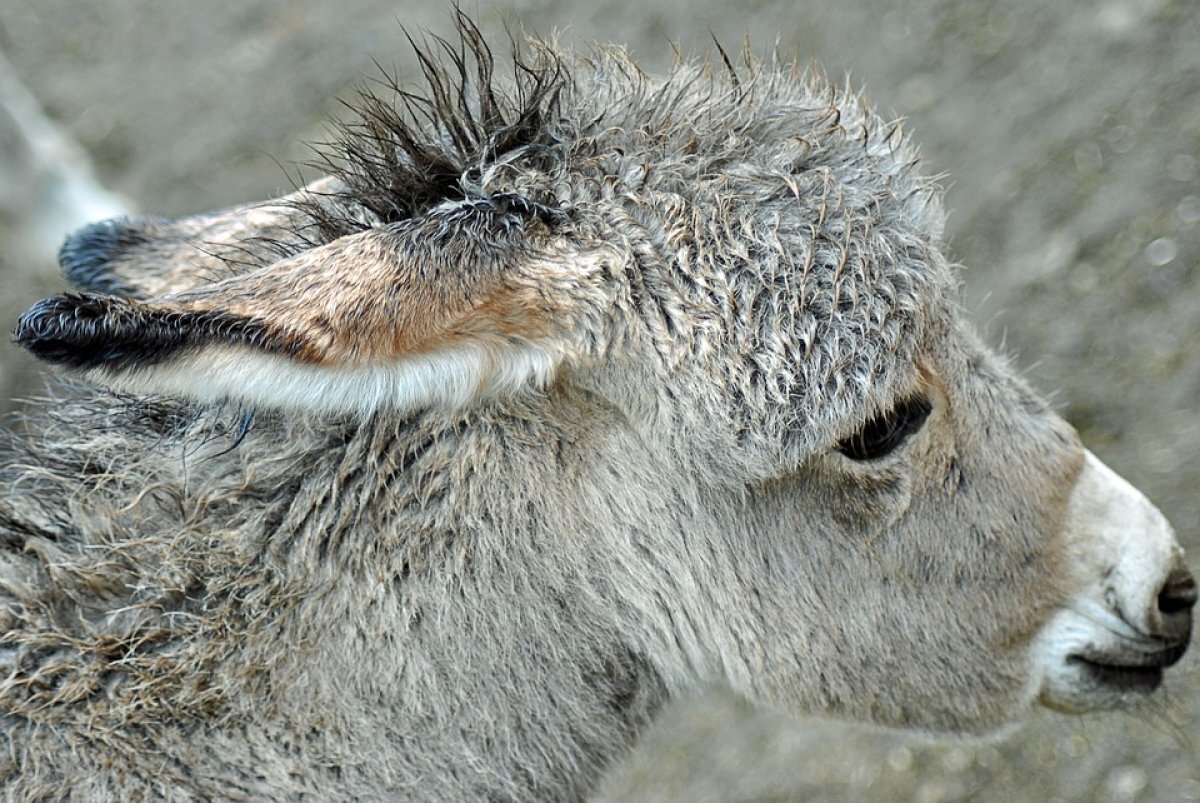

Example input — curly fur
[0,15,1123,802]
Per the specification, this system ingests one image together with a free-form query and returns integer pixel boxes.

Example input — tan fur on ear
[22,208,586,416]
[59,176,354,299]
[172,224,555,367]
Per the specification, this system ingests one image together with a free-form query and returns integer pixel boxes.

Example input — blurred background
[0,1,1197,799]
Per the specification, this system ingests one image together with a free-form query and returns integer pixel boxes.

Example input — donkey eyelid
[835,394,933,462]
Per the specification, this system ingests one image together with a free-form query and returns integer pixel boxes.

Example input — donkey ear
[18,213,576,417]
[59,176,350,299]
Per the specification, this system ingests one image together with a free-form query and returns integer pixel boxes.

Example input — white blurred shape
[0,48,133,270]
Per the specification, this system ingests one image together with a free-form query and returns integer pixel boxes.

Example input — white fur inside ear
[87,340,561,417]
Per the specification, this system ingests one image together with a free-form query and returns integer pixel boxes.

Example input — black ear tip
[16,292,275,373]
[14,294,125,368]
[58,217,147,296]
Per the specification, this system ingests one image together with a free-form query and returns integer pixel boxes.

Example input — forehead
[574,66,955,346]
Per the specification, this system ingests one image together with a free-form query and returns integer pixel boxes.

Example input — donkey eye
[837,395,932,461]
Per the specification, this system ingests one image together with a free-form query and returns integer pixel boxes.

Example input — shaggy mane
[300,12,573,242]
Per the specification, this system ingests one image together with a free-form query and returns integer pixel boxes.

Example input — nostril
[1158,566,1198,615]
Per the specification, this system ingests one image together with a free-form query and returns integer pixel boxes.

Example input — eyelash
[837,395,932,461]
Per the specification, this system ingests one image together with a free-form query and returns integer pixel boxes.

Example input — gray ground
[1,1,1197,800]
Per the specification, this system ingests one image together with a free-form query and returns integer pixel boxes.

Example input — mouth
[1034,604,1192,713]
[1065,641,1188,695]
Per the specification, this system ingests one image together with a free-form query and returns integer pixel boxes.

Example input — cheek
[950,402,1081,597]
[826,435,1080,724]
[883,423,1082,669]
[736,381,1084,732]
[746,527,1046,733]
[799,462,915,542]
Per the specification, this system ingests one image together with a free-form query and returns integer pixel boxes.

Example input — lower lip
[1068,656,1164,693]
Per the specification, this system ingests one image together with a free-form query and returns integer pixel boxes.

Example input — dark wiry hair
[301,12,573,243]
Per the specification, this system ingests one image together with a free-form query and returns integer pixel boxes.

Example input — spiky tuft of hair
[301,12,572,242]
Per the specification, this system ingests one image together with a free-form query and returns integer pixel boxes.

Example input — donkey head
[14,33,1193,739]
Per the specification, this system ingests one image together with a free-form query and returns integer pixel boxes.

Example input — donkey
[3,21,1194,801]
